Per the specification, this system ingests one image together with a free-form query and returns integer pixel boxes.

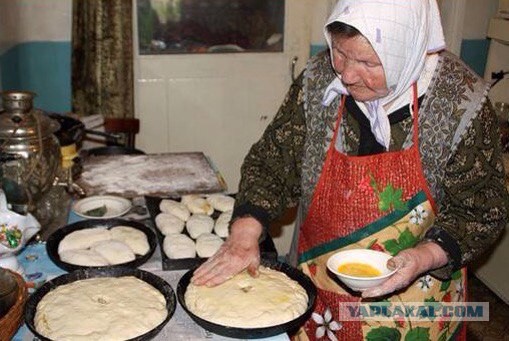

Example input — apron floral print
[295,86,466,341]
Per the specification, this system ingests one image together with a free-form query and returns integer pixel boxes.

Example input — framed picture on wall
[137,0,285,54]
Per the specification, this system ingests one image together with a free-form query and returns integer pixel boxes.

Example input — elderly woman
[193,0,509,339]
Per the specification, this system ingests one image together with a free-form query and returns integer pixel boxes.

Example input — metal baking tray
[46,218,157,272]
[145,195,278,271]
[177,259,316,339]
[25,267,176,341]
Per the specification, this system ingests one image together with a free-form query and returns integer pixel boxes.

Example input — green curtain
[72,0,134,118]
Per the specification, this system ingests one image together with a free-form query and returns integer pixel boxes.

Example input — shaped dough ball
[214,211,232,238]
[92,240,136,265]
[206,194,235,212]
[110,225,150,256]
[185,197,214,216]
[159,199,190,221]
[181,194,201,205]
[155,213,185,235]
[163,234,196,259]
[59,249,109,267]
[186,214,214,239]
[58,227,111,254]
[196,233,224,258]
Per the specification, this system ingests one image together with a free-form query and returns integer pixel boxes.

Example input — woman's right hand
[191,217,263,287]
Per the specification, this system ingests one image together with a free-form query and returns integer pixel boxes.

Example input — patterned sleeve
[231,73,307,230]
[425,100,509,279]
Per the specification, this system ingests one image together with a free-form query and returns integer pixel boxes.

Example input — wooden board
[77,152,226,198]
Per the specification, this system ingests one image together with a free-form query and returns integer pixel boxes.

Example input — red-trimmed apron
[294,85,467,341]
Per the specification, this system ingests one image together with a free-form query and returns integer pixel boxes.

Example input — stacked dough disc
[155,194,235,259]
[57,226,150,266]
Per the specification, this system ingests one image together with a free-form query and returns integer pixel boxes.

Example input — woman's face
[331,33,388,102]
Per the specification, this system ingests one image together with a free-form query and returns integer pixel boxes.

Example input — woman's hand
[362,241,449,298]
[191,217,263,287]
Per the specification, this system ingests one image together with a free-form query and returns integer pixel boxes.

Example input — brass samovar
[0,91,61,215]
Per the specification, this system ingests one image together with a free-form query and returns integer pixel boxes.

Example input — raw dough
[206,194,235,212]
[185,266,308,328]
[184,197,214,216]
[159,199,190,221]
[196,233,224,258]
[109,225,150,256]
[35,276,167,341]
[214,211,232,238]
[155,213,185,235]
[92,240,136,265]
[186,214,214,239]
[58,227,111,254]
[181,194,201,205]
[163,234,196,259]
[59,249,109,267]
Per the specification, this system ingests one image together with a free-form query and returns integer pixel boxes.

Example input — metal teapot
[0,91,60,214]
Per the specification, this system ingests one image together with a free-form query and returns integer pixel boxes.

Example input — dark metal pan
[25,267,176,341]
[177,259,317,339]
[145,195,278,271]
[46,218,157,272]
[46,112,85,148]
[85,146,146,156]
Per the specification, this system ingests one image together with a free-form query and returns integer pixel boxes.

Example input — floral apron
[295,85,467,341]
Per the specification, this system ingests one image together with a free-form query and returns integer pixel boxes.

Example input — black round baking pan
[85,146,146,156]
[177,259,317,339]
[25,267,176,341]
[46,218,157,272]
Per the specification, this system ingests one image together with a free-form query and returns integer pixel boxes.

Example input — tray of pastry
[145,194,278,271]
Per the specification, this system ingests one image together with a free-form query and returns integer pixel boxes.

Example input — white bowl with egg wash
[326,249,398,291]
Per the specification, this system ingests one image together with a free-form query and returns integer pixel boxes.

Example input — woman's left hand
[362,241,449,298]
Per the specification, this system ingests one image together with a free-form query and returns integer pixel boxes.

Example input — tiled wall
[0,0,72,112]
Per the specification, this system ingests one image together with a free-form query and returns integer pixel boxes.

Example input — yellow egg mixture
[337,262,381,277]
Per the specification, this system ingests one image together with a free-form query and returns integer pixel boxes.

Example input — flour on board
[78,153,224,198]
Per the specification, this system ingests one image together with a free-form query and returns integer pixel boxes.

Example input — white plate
[72,195,132,219]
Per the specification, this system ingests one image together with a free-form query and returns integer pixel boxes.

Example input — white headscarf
[322,0,446,150]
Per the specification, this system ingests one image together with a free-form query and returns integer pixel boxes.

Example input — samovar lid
[0,91,60,139]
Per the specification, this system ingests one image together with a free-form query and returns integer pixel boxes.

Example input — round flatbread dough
[163,234,196,259]
[206,194,235,212]
[59,249,109,267]
[155,213,185,235]
[196,233,224,258]
[186,214,214,239]
[214,211,232,238]
[109,226,150,256]
[185,266,308,328]
[58,227,111,254]
[92,240,136,265]
[185,197,214,216]
[34,277,167,341]
[159,199,190,221]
